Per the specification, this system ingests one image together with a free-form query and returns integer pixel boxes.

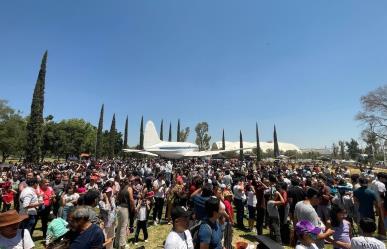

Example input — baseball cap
[295,220,321,236]
[171,206,191,221]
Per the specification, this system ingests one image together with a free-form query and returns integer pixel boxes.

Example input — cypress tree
[26,51,47,163]
[109,114,116,158]
[222,129,225,150]
[160,119,164,140]
[256,122,261,161]
[168,122,172,142]
[239,130,244,161]
[123,115,128,149]
[96,104,104,159]
[139,116,144,149]
[177,119,181,142]
[273,125,280,158]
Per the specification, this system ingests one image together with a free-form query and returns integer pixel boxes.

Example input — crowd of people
[0,158,386,249]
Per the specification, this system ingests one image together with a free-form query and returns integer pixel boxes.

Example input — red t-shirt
[37,186,54,206]
[2,189,14,204]
[224,199,234,221]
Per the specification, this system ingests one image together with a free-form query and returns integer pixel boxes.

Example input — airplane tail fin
[144,121,161,148]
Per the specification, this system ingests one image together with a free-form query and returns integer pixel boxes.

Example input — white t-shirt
[19,187,38,215]
[164,230,194,249]
[295,243,318,249]
[247,191,257,207]
[0,229,34,249]
[351,236,386,249]
[153,179,166,198]
[233,185,246,200]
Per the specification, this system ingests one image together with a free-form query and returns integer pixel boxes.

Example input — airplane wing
[182,147,256,158]
[122,149,159,157]
[138,151,159,157]
[122,149,142,153]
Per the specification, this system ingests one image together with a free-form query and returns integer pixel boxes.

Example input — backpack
[190,220,213,249]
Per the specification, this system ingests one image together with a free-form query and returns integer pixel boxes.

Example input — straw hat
[223,190,233,197]
[0,210,28,228]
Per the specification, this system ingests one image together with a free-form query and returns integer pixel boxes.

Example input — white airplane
[123,120,253,159]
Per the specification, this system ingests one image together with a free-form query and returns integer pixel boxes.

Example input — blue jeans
[22,214,37,235]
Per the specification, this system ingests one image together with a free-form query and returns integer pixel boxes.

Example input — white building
[215,141,301,153]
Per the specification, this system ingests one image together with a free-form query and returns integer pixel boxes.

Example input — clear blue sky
[1,0,387,148]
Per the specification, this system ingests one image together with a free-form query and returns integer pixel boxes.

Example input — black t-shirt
[69,224,104,249]
[287,186,305,214]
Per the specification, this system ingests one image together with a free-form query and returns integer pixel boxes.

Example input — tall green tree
[123,115,128,149]
[52,119,96,160]
[222,129,225,150]
[179,127,190,142]
[177,119,181,142]
[346,138,361,160]
[273,125,280,158]
[338,141,346,159]
[332,143,339,159]
[256,123,261,161]
[96,104,104,159]
[239,130,244,161]
[195,122,211,151]
[26,51,47,163]
[160,119,164,140]
[0,101,26,162]
[109,114,116,158]
[168,122,172,142]
[139,116,144,149]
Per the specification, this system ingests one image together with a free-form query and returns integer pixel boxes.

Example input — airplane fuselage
[145,141,199,159]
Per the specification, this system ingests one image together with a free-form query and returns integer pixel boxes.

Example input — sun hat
[0,210,28,228]
[295,220,321,236]
[223,190,233,197]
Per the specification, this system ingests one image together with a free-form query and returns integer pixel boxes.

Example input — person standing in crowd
[99,187,116,249]
[164,206,194,249]
[134,194,150,245]
[253,177,268,236]
[266,175,285,243]
[51,172,65,217]
[223,189,234,249]
[246,184,257,232]
[153,173,166,225]
[115,179,135,249]
[329,205,351,249]
[36,178,55,239]
[354,177,381,221]
[61,185,79,221]
[0,210,34,249]
[19,178,40,235]
[351,218,386,249]
[317,176,332,224]
[1,181,16,212]
[294,187,335,249]
[233,178,246,229]
[222,170,233,189]
[191,183,213,221]
[197,197,223,249]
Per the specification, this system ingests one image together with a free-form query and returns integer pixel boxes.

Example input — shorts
[248,205,256,220]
